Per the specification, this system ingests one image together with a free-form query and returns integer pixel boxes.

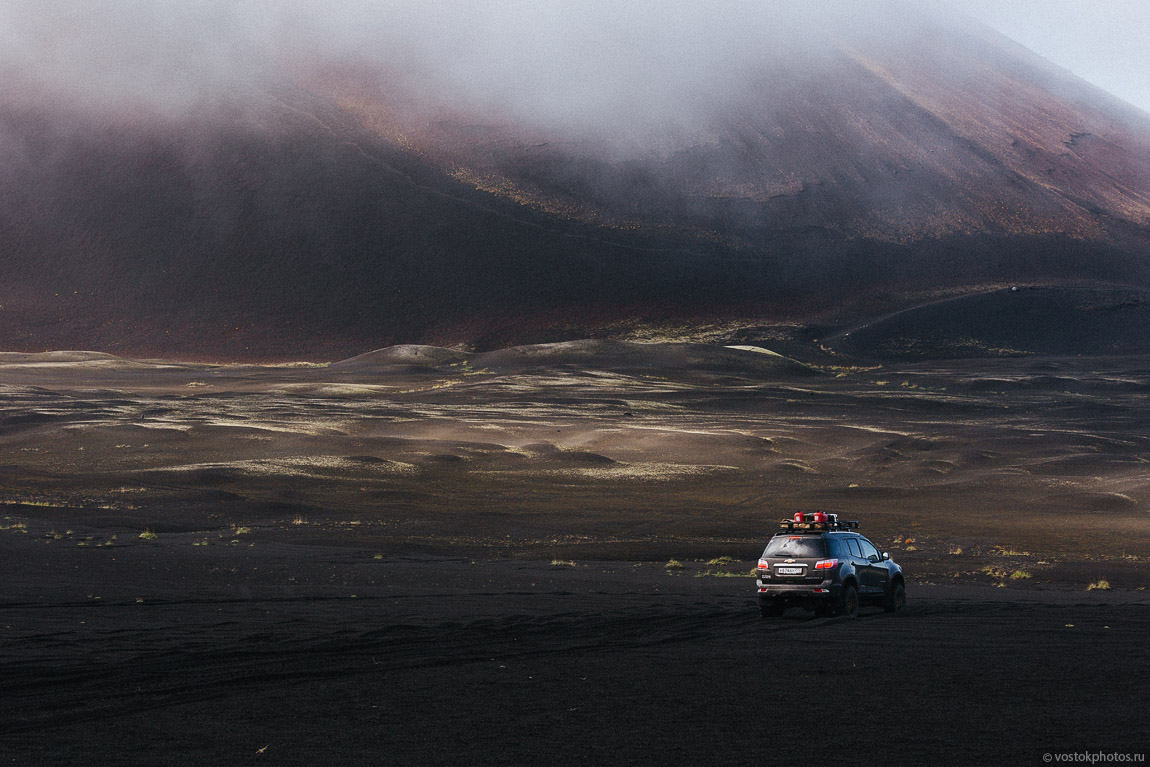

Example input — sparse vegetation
[1010,570,1032,580]
[139,529,157,540]
[1,498,70,508]
[1088,579,1111,591]
[550,559,577,567]
[993,546,1031,557]
[664,559,684,570]
[706,556,738,566]
[816,365,881,377]
[694,570,752,578]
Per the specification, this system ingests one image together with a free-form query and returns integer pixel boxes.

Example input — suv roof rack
[777,511,859,533]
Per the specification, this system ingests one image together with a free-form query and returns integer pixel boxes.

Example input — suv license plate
[776,566,803,575]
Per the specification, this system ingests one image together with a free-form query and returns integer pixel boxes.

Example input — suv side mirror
[882,552,890,561]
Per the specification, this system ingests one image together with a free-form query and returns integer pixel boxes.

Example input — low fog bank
[1,1,963,130]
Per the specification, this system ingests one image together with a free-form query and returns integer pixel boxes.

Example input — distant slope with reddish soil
[2,3,1149,359]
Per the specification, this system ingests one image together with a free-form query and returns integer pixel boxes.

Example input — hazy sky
[947,0,1150,114]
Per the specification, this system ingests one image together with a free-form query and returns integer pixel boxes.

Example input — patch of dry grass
[694,570,751,578]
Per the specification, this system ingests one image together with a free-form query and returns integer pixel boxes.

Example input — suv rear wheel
[840,583,859,618]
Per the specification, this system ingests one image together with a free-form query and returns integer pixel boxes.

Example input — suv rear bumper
[757,580,842,605]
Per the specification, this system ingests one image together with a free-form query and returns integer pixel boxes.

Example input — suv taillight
[757,559,770,569]
[814,558,839,570]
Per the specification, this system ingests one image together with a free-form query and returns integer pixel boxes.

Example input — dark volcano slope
[0,92,789,359]
[3,3,1150,359]
[2,92,1145,361]
[828,284,1150,360]
[5,95,1140,361]
[0,94,722,359]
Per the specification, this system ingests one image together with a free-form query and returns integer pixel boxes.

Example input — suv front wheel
[884,580,906,613]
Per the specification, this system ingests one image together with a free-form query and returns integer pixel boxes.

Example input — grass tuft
[694,570,751,578]
[138,529,157,541]
[664,559,684,570]
[1087,579,1111,591]
[993,546,1031,557]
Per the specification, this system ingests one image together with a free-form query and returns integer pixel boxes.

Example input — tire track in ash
[6,591,1133,735]
[0,593,830,734]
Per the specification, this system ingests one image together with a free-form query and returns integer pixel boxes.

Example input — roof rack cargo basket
[778,511,859,532]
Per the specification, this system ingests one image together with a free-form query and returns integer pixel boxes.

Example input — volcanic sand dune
[1,343,1148,763]
[0,344,1147,567]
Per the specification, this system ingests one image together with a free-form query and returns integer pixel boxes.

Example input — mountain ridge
[1,2,1148,360]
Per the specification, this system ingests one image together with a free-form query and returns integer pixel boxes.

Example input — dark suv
[756,513,905,618]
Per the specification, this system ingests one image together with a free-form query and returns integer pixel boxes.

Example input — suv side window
[846,538,863,559]
[858,538,881,563]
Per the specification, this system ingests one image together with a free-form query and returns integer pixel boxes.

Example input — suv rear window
[763,536,828,558]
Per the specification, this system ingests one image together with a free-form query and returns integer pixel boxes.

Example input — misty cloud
[0,2,262,113]
[1,0,953,132]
